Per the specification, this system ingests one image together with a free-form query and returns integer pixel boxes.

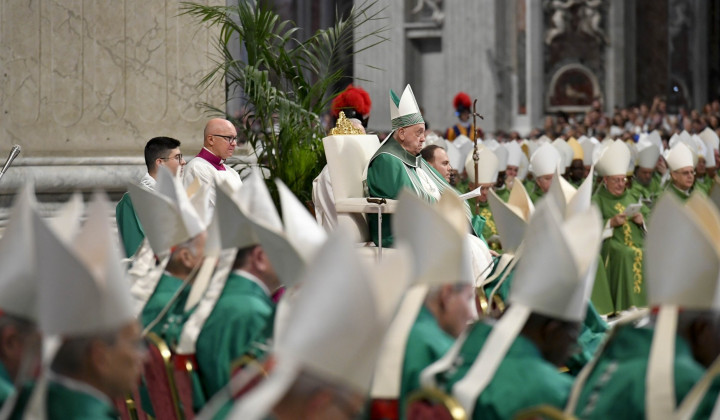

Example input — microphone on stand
[0,145,21,182]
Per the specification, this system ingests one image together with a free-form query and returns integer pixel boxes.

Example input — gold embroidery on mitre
[331,111,364,135]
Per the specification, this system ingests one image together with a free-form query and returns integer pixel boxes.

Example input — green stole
[573,325,706,419]
[195,272,275,401]
[366,139,477,247]
[592,186,648,312]
[435,322,573,420]
[0,361,14,409]
[115,192,145,258]
[46,379,117,420]
[399,306,454,420]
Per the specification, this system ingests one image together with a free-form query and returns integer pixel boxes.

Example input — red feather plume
[453,92,472,110]
[331,85,372,117]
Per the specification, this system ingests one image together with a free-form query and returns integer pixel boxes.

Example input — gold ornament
[330,111,364,135]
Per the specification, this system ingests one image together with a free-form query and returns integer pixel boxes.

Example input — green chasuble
[665,183,692,202]
[627,180,656,206]
[140,273,184,331]
[590,259,614,316]
[399,306,454,420]
[480,259,607,375]
[195,271,275,400]
[366,139,478,247]
[46,379,117,420]
[115,193,145,258]
[494,185,511,202]
[592,186,648,312]
[574,325,705,419]
[527,182,544,203]
[0,361,14,409]
[694,175,714,195]
[436,322,572,420]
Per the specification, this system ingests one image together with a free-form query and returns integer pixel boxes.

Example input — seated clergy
[225,229,409,420]
[0,185,41,410]
[665,141,697,202]
[592,140,649,313]
[418,197,603,420]
[369,191,476,420]
[128,166,207,343]
[526,143,563,203]
[32,193,146,419]
[570,193,720,419]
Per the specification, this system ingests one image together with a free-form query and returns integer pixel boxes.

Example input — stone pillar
[353,1,405,134]
[692,0,709,110]
[526,0,544,131]
[0,0,223,202]
[607,0,636,110]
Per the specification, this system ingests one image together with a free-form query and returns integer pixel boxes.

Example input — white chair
[322,135,397,259]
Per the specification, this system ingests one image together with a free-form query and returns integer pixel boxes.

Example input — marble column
[525,0,544,131]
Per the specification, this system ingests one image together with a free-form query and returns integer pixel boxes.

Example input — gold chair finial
[331,111,364,135]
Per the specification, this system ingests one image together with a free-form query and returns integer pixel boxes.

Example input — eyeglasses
[606,176,628,184]
[161,154,183,163]
[211,134,238,144]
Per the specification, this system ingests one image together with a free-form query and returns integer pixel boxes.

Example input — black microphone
[0,145,21,180]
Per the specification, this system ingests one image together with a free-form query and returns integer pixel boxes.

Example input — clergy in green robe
[479,259,607,375]
[527,173,553,203]
[195,245,279,402]
[399,284,475,419]
[47,321,145,420]
[592,178,648,312]
[367,136,471,247]
[434,318,577,420]
[573,314,720,420]
[628,166,662,206]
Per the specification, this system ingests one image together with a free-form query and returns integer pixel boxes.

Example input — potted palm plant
[181,0,386,205]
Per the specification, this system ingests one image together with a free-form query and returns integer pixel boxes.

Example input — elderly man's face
[206,120,238,160]
[397,123,425,156]
[428,148,452,182]
[671,166,695,190]
[98,321,146,398]
[604,175,627,196]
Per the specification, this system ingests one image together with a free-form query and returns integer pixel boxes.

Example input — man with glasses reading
[184,118,243,208]
[116,136,186,257]
[592,140,649,314]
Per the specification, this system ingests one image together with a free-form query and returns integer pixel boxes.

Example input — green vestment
[574,325,706,419]
[0,361,14,409]
[627,179,658,207]
[480,259,607,374]
[527,183,544,203]
[195,272,275,401]
[366,139,477,247]
[399,306,454,420]
[694,175,714,195]
[436,322,573,420]
[46,379,117,420]
[665,183,692,202]
[494,185,511,202]
[140,273,184,332]
[115,193,145,258]
[592,186,648,312]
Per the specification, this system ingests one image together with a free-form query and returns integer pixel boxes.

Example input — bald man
[184,118,244,207]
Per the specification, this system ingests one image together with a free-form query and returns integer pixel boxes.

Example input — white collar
[234,269,271,296]
[140,172,156,190]
[47,370,112,406]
